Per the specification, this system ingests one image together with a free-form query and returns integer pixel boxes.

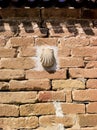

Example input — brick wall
[0,8,97,130]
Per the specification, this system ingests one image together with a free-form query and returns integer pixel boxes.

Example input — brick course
[0,13,97,129]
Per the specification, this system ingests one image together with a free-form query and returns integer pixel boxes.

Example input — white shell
[40,48,55,68]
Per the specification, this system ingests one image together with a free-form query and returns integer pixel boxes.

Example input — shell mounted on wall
[40,47,55,68]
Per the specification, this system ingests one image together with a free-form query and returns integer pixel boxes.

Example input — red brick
[20,45,36,57]
[69,68,97,78]
[86,102,97,113]
[79,114,97,127]
[35,38,58,46]
[59,57,84,68]
[10,37,34,47]
[26,69,66,79]
[73,89,97,102]
[72,47,97,57]
[61,103,85,114]
[39,115,74,128]
[86,61,97,68]
[0,117,38,129]
[9,79,50,90]
[0,92,37,104]
[0,104,19,117]
[0,48,16,58]
[38,91,65,102]
[1,58,35,69]
[20,103,55,116]
[59,37,89,48]
[87,79,97,89]
[0,69,24,80]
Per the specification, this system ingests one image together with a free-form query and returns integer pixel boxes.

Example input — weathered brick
[86,61,97,68]
[26,69,66,79]
[79,114,97,127]
[0,48,16,58]
[33,126,67,130]
[0,92,37,104]
[0,104,19,117]
[20,45,36,57]
[61,103,85,114]
[10,37,34,47]
[59,57,84,68]
[86,102,97,113]
[72,47,97,57]
[0,69,24,80]
[35,38,58,46]
[87,79,97,89]
[52,79,85,90]
[0,82,9,90]
[65,90,72,103]
[84,56,97,61]
[58,47,70,57]
[0,30,14,38]
[59,37,89,48]
[39,115,74,128]
[90,37,97,46]
[0,117,38,129]
[0,38,6,47]
[38,91,65,102]
[73,89,97,102]
[67,128,97,130]
[1,58,35,69]
[20,103,55,116]
[9,79,50,90]
[69,68,97,78]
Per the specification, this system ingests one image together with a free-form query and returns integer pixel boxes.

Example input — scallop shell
[40,48,55,68]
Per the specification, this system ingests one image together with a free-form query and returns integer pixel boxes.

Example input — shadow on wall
[0,19,96,36]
